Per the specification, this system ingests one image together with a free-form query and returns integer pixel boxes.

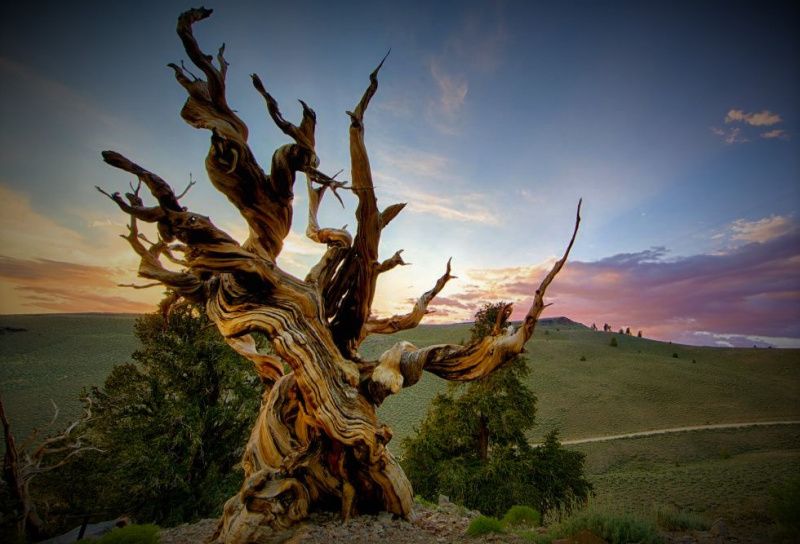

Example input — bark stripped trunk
[98,8,581,543]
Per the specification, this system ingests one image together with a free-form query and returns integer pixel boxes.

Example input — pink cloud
[0,256,156,314]
[730,215,795,243]
[725,109,782,126]
[761,129,789,140]
[439,232,800,345]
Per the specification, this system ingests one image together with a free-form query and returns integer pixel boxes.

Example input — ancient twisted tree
[98,8,580,543]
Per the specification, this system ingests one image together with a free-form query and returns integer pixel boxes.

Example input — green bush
[769,476,800,538]
[579,355,587,361]
[466,515,504,536]
[502,505,541,528]
[413,495,437,509]
[609,337,618,347]
[558,512,662,544]
[655,506,709,531]
[79,524,160,544]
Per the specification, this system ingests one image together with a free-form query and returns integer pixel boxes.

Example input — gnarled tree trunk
[98,8,581,543]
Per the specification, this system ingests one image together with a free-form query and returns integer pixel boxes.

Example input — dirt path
[542,420,800,446]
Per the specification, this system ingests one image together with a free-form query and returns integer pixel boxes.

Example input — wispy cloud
[713,108,788,143]
[729,215,796,243]
[371,144,498,224]
[0,256,154,313]
[376,145,451,180]
[710,126,749,144]
[761,128,789,140]
[375,170,498,225]
[424,3,507,134]
[429,60,468,116]
[0,183,159,313]
[426,59,468,134]
[689,331,800,349]
[439,2,508,73]
[725,109,782,126]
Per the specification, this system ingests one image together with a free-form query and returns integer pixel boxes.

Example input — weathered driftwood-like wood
[1,397,99,540]
[98,8,581,543]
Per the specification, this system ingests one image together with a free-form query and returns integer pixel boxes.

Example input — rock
[377,511,393,525]
[710,518,729,542]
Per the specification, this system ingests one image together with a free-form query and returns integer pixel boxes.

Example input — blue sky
[1,1,798,347]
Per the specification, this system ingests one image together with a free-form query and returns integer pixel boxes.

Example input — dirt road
[538,420,800,446]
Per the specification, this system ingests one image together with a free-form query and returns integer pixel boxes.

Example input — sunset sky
[1,1,798,347]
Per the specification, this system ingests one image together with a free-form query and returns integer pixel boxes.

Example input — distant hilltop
[537,316,585,327]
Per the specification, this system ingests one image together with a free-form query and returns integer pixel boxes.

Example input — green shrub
[672,352,679,358]
[558,512,662,544]
[79,524,160,544]
[655,506,709,531]
[609,337,618,347]
[466,515,504,536]
[579,355,587,361]
[769,477,800,538]
[502,505,541,528]
[414,495,437,509]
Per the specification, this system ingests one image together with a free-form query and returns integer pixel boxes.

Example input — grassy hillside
[0,314,139,441]
[2,314,799,449]
[361,321,800,447]
[572,424,800,537]
[2,313,798,534]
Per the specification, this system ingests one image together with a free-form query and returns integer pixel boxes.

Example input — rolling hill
[2,313,798,534]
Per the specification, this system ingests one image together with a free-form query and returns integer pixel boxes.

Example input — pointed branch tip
[372,49,391,78]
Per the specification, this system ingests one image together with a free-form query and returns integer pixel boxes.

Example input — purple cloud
[442,230,800,346]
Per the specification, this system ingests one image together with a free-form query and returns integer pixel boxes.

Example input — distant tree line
[591,323,642,338]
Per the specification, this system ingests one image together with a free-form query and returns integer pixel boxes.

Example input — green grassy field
[3,314,799,446]
[0,314,139,441]
[571,424,800,537]
[361,321,800,446]
[1,313,798,534]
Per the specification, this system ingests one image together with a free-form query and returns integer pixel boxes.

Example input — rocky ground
[159,497,768,544]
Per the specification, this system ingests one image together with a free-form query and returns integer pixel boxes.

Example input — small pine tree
[625,327,631,335]
[402,303,591,516]
[41,303,262,527]
[637,330,642,338]
[610,336,618,347]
